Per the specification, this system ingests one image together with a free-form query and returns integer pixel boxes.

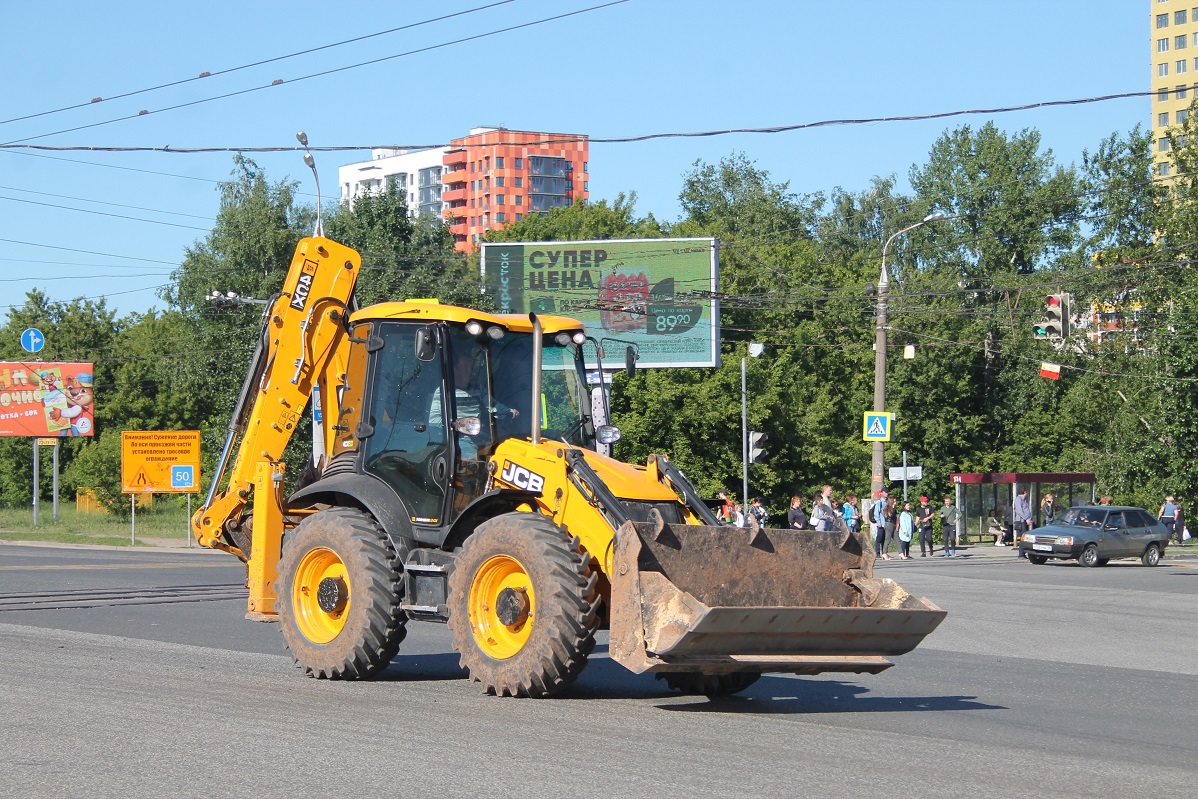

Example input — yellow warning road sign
[121,430,201,494]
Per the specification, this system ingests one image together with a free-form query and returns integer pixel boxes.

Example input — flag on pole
[1040,361,1061,380]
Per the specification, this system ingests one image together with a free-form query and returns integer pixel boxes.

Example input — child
[898,501,914,560]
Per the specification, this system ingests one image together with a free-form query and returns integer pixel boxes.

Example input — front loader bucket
[608,519,946,676]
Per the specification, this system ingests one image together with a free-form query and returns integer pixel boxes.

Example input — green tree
[323,182,477,308]
[910,123,1082,278]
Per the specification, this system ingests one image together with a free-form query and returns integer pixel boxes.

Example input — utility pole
[870,213,947,500]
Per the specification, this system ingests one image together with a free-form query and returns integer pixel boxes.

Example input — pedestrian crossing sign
[863,412,893,442]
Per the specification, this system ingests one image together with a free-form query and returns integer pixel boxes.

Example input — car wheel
[1078,544,1100,568]
[1141,543,1162,567]
[1027,554,1048,565]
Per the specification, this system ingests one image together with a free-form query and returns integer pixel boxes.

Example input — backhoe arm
[191,237,361,567]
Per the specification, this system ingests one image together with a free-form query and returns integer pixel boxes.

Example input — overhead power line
[0,88,1152,154]
[0,0,519,128]
[2,0,631,146]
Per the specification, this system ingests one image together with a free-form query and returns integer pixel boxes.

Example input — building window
[515,195,523,206]
[1180,61,1189,74]
[1159,38,1171,53]
[496,212,505,222]
[484,157,490,170]
[515,158,523,170]
[496,195,505,205]
[1161,138,1172,152]
[1179,85,1189,98]
[495,157,504,168]
[583,181,589,191]
[1159,13,1170,27]
[495,176,504,187]
[1160,162,1171,177]
[583,162,589,173]
[516,213,523,221]
[470,161,475,172]
[515,177,523,187]
[1161,87,1171,101]
[1179,109,1190,124]
[1177,35,1188,49]
[1161,62,1170,77]
[1161,112,1171,126]
[1178,9,1188,24]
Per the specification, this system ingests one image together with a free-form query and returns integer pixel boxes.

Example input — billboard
[0,362,95,437]
[481,238,719,368]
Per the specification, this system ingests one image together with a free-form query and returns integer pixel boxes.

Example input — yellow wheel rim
[467,554,536,659]
[292,546,350,644]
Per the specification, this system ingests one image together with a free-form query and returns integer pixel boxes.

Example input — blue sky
[0,0,1145,319]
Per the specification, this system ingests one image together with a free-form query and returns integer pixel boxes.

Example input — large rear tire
[448,513,599,697]
[1142,543,1162,567]
[658,672,761,697]
[277,507,407,679]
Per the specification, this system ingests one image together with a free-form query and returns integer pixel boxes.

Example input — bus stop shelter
[950,472,1097,542]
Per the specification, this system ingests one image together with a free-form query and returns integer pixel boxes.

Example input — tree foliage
[4,129,1191,522]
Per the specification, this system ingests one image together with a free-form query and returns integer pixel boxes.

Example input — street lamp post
[870,212,946,499]
[741,342,764,507]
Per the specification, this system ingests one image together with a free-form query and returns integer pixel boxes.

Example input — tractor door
[361,322,452,525]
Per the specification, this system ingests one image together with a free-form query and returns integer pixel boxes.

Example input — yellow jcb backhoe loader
[192,235,945,697]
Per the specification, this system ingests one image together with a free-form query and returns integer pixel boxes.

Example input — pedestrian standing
[1041,492,1057,525]
[1159,495,1179,543]
[1176,502,1186,545]
[938,496,960,557]
[916,495,935,557]
[880,496,898,560]
[872,489,889,555]
[787,495,808,531]
[1012,487,1032,558]
[898,501,914,559]
[749,497,769,529]
[810,491,830,531]
[717,489,735,524]
[842,494,860,533]
[731,503,746,528]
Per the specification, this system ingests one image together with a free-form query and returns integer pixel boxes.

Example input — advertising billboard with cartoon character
[0,362,95,436]
[480,238,719,368]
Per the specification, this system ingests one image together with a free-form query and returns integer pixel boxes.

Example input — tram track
[0,583,247,612]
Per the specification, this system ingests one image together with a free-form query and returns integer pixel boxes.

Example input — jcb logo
[500,461,545,494]
[289,259,318,311]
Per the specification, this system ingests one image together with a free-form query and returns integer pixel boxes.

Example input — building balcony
[442,186,467,202]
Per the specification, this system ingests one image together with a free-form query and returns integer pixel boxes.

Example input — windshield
[489,332,593,448]
[1061,507,1106,528]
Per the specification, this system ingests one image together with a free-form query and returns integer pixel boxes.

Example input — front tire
[448,513,599,697]
[1142,543,1162,567]
[1027,554,1048,565]
[1078,544,1100,568]
[277,508,407,679]
[658,672,761,697]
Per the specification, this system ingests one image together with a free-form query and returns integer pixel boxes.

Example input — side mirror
[624,345,637,378]
[415,326,437,362]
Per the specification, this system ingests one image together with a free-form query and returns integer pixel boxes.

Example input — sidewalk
[875,540,1198,562]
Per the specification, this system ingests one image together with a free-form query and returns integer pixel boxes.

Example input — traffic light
[1035,294,1068,339]
[748,431,768,463]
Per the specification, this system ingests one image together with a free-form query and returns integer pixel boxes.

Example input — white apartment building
[338,146,447,219]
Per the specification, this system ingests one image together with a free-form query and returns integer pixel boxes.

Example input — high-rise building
[338,127,589,251]
[1151,1,1198,177]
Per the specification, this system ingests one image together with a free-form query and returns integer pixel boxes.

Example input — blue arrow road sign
[20,328,45,354]
[171,465,195,489]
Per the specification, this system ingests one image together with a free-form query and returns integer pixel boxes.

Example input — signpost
[20,327,44,354]
[121,431,201,545]
[863,412,893,442]
[888,451,922,501]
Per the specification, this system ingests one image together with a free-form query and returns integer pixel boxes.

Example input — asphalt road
[1,543,1195,798]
